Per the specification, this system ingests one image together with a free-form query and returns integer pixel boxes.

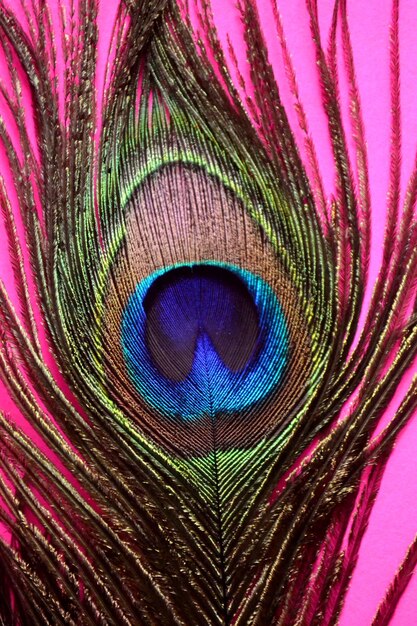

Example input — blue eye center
[121,262,289,420]
[143,265,260,382]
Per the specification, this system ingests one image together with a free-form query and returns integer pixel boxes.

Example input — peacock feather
[0,0,416,624]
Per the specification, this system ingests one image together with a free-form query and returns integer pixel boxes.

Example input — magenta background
[0,1,417,624]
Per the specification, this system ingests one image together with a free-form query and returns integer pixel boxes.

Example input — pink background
[1,1,417,624]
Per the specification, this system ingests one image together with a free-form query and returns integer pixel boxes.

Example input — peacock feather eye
[100,147,315,456]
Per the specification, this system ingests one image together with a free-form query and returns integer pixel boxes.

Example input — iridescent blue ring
[121,262,289,420]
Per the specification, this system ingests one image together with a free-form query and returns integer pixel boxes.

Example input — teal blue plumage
[121,263,289,420]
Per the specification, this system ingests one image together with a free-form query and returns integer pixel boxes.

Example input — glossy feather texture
[0,0,416,624]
